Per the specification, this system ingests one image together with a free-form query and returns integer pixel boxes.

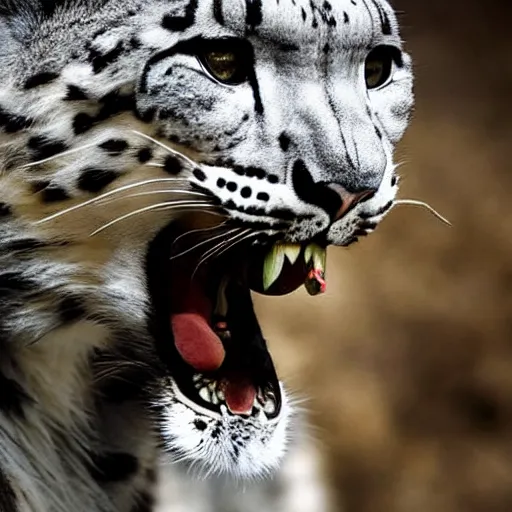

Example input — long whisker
[392,199,452,226]
[131,130,198,168]
[191,229,255,279]
[20,141,102,168]
[89,201,217,237]
[212,231,266,262]
[170,228,241,260]
[115,189,208,201]
[171,221,229,247]
[35,177,191,225]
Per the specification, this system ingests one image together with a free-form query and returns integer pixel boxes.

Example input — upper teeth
[262,242,327,292]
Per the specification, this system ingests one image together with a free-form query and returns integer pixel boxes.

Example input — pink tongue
[224,377,256,415]
[170,275,255,413]
[171,313,225,372]
[170,278,225,372]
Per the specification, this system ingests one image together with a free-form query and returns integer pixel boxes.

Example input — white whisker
[392,199,452,226]
[120,189,208,201]
[89,201,216,237]
[21,141,101,168]
[35,177,190,225]
[191,229,255,278]
[171,221,229,247]
[170,228,241,260]
[145,162,165,168]
[211,231,265,262]
[131,130,198,168]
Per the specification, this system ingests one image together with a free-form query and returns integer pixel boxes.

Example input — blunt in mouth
[146,218,327,420]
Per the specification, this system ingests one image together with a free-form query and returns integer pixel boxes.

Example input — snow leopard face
[0,0,412,507]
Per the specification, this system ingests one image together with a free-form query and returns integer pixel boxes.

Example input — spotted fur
[0,0,413,510]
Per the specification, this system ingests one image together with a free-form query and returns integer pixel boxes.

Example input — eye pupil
[365,46,395,89]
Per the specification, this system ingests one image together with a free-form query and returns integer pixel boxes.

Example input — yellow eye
[202,50,247,85]
[364,46,395,90]
[204,52,237,81]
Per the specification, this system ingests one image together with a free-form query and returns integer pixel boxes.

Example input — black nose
[291,160,376,220]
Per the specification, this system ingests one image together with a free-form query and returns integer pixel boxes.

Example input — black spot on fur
[88,41,124,74]
[0,108,31,133]
[226,182,237,192]
[217,178,226,188]
[129,37,142,49]
[246,0,263,29]
[0,373,30,417]
[23,71,59,89]
[375,126,382,139]
[240,186,252,198]
[137,148,153,163]
[233,166,245,176]
[41,186,70,203]
[0,202,12,217]
[163,155,182,175]
[28,136,67,160]
[278,133,290,152]
[131,491,154,512]
[245,167,266,179]
[99,139,129,155]
[161,0,199,31]
[391,175,397,186]
[65,85,89,101]
[97,91,136,122]
[77,168,118,193]
[213,0,224,24]
[193,168,206,182]
[369,0,391,35]
[344,11,349,23]
[90,452,139,483]
[72,112,95,135]
[267,174,279,184]
[194,419,207,431]
[256,191,269,201]
[58,297,87,323]
[211,427,221,438]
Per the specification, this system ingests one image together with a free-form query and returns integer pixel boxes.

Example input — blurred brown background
[255,1,512,511]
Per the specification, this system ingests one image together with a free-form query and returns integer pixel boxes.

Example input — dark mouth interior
[146,218,315,420]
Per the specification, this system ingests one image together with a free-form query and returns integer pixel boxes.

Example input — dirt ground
[255,2,512,511]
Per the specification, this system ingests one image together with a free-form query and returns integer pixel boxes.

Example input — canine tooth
[211,393,219,405]
[262,243,286,291]
[199,387,210,402]
[217,389,225,401]
[282,243,301,265]
[304,243,326,270]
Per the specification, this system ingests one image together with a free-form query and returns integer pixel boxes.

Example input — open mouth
[146,217,327,421]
